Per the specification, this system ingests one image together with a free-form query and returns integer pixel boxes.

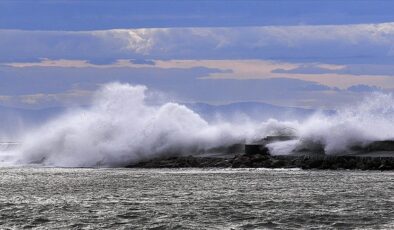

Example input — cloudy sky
[2,0,394,109]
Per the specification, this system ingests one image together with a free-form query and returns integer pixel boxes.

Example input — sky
[2,0,394,109]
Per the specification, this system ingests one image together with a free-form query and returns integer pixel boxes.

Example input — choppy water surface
[0,168,393,229]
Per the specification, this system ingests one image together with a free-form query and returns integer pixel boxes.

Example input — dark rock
[352,140,394,152]
[271,159,286,168]
[245,144,270,155]
[126,153,394,171]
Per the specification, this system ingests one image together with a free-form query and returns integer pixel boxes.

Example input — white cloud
[92,29,160,54]
[3,22,394,62]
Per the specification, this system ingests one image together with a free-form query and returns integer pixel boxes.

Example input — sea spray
[298,93,394,154]
[266,93,394,155]
[1,83,262,166]
[2,83,394,167]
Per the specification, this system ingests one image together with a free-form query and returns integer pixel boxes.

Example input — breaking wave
[1,83,394,167]
[0,83,259,167]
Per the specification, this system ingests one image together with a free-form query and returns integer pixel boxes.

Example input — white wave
[1,83,261,167]
[1,83,394,167]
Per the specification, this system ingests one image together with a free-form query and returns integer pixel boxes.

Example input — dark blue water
[0,168,392,229]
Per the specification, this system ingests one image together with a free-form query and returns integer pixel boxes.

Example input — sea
[0,167,392,229]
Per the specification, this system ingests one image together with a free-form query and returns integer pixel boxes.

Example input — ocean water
[0,168,393,229]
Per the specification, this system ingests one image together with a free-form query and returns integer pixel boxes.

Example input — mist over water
[1,83,394,167]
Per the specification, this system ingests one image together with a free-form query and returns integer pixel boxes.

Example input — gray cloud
[3,23,394,109]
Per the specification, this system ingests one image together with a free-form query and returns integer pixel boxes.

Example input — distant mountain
[184,102,331,122]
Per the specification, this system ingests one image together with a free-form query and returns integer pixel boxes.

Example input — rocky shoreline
[126,154,394,170]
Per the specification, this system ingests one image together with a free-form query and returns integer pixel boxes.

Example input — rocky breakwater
[127,136,394,170]
[127,154,394,170]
